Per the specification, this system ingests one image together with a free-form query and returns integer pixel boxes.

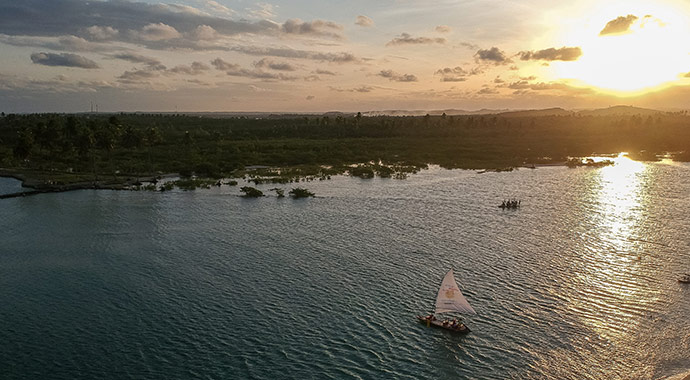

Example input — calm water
[1,158,689,379]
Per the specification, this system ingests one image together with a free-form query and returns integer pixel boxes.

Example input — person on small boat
[425,314,436,321]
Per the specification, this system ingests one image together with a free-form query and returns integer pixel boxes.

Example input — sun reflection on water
[569,153,660,348]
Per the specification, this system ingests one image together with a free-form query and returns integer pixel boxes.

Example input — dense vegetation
[0,111,689,185]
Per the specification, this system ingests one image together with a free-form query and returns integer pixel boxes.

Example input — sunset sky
[3,0,690,113]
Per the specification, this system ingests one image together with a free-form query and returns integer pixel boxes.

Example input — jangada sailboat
[417,269,476,333]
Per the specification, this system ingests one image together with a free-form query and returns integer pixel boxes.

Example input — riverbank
[0,168,172,198]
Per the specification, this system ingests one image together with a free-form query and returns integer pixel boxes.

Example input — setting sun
[554,1,690,95]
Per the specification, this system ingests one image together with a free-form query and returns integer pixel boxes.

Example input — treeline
[0,111,689,181]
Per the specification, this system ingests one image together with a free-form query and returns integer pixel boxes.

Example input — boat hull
[417,316,471,333]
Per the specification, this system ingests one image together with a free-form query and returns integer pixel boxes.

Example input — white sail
[435,269,476,315]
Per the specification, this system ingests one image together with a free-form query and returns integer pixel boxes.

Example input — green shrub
[289,187,314,198]
[240,186,263,197]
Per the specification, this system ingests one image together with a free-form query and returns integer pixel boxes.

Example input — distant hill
[358,105,666,117]
[498,108,572,118]
[576,105,663,117]
[361,108,508,117]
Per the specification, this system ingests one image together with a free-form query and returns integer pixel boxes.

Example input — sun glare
[553,1,690,95]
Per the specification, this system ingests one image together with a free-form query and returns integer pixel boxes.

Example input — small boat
[417,269,476,333]
[679,274,690,284]
[498,200,520,209]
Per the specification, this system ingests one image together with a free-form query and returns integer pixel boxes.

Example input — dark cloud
[329,85,376,93]
[377,69,417,82]
[306,95,315,100]
[168,61,210,75]
[386,33,446,46]
[109,53,166,70]
[0,0,344,51]
[281,19,344,40]
[211,58,241,71]
[477,87,499,95]
[507,80,530,89]
[475,47,511,65]
[459,42,479,50]
[315,69,336,76]
[253,58,298,71]
[519,47,582,61]
[0,0,280,40]
[505,80,584,92]
[434,66,484,82]
[600,15,638,36]
[210,57,298,81]
[0,35,109,52]
[30,52,100,69]
[117,69,159,84]
[355,15,374,27]
[230,46,361,64]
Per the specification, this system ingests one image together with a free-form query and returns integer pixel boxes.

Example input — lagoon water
[1,159,689,379]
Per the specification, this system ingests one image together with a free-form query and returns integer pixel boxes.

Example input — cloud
[477,87,499,95]
[30,52,100,69]
[314,69,336,75]
[83,25,119,41]
[306,95,315,100]
[119,69,158,79]
[204,1,234,16]
[211,57,298,81]
[519,46,582,61]
[386,33,445,46]
[0,1,346,53]
[507,80,530,89]
[211,58,240,71]
[459,42,479,50]
[434,66,484,82]
[0,0,281,41]
[377,69,417,82]
[189,25,220,40]
[135,23,182,41]
[330,85,376,93]
[475,47,511,64]
[600,15,638,36]
[109,53,165,70]
[0,72,114,94]
[247,3,277,19]
[253,58,298,71]
[281,19,344,40]
[230,46,361,63]
[435,25,451,33]
[168,61,210,75]
[355,15,374,27]
[0,35,110,52]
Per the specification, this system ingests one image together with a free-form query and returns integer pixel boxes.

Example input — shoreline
[0,157,673,199]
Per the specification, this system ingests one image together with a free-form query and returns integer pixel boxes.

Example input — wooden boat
[499,200,520,209]
[679,274,690,284]
[416,315,470,332]
[417,269,476,333]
